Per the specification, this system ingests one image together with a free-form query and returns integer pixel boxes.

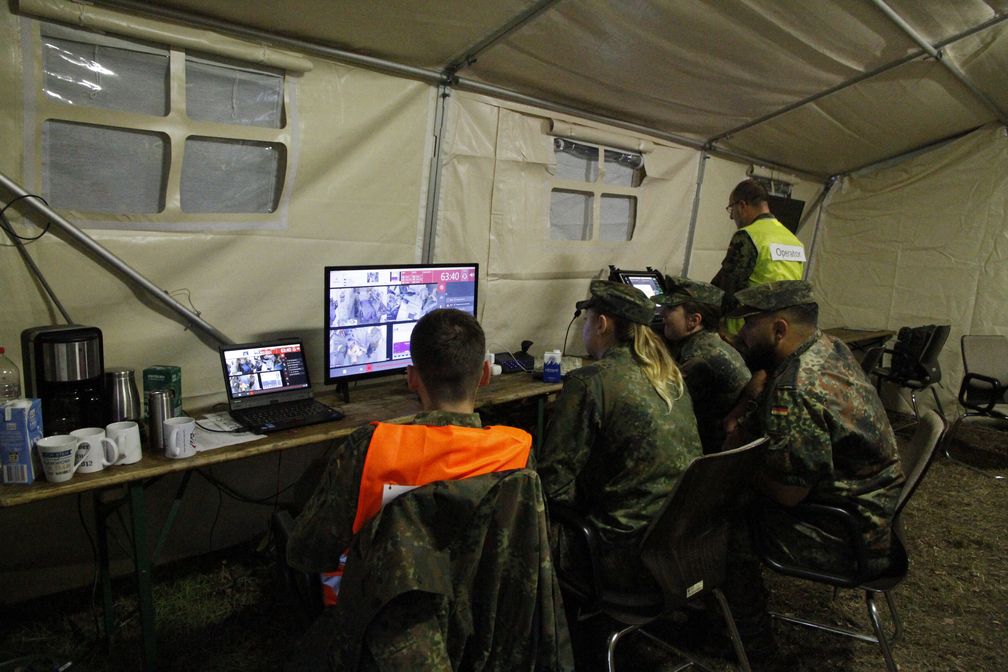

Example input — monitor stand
[336,382,350,404]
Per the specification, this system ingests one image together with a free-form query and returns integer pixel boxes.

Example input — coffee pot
[21,325,105,435]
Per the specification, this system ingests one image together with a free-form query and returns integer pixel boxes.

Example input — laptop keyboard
[240,399,343,429]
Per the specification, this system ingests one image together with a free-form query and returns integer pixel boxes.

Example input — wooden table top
[823,327,895,348]
[0,373,561,508]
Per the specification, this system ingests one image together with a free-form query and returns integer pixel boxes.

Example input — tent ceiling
[97,0,1008,178]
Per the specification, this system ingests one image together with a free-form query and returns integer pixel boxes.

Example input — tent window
[181,137,285,213]
[550,190,594,240]
[550,138,642,241]
[600,195,637,241]
[42,36,169,115]
[29,22,295,229]
[185,57,284,128]
[555,139,600,182]
[43,121,168,213]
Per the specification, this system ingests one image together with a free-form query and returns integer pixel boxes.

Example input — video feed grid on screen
[326,266,477,379]
[224,344,307,398]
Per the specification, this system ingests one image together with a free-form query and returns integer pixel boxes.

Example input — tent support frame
[0,172,234,347]
[870,0,1008,127]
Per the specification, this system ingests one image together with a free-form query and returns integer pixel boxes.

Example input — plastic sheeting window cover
[37,23,289,220]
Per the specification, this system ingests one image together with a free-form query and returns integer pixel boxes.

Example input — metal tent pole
[0,172,234,346]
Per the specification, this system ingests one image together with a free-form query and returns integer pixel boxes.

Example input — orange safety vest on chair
[321,421,532,605]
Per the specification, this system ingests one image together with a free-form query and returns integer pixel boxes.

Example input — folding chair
[943,335,1008,480]
[751,410,946,672]
[550,437,768,672]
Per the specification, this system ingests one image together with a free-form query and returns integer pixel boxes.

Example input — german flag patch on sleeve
[770,405,789,416]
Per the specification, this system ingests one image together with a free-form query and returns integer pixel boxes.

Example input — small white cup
[36,435,87,483]
[70,427,120,474]
[106,421,143,465]
[163,416,197,459]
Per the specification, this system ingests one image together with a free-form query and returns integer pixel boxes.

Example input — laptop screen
[220,339,312,403]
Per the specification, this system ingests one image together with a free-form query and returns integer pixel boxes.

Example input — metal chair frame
[751,410,946,672]
[943,335,1008,480]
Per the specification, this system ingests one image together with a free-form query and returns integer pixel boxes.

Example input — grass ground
[1,418,1005,671]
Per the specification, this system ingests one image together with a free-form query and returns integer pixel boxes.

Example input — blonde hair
[614,319,685,411]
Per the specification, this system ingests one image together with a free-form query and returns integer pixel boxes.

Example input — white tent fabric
[98,0,1008,178]
[811,123,1008,409]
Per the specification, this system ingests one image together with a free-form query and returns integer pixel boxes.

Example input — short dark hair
[730,178,768,207]
[681,300,720,330]
[410,309,486,404]
[779,302,819,327]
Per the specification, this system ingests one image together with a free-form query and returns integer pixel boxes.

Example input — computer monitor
[324,263,479,387]
[766,195,806,233]
[608,266,666,298]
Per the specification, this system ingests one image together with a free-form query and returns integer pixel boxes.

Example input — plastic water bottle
[0,346,22,402]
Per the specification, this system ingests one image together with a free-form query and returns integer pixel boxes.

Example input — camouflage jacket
[755,331,905,556]
[672,329,751,454]
[287,410,486,572]
[331,469,574,672]
[537,344,702,549]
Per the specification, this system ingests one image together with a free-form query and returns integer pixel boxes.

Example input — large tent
[1,0,1006,598]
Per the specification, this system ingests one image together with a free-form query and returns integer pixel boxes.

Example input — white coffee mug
[163,416,197,459]
[70,427,120,474]
[106,421,143,465]
[36,435,87,483]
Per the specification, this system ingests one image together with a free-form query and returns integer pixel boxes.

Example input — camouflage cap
[576,279,654,325]
[727,280,816,318]
[652,275,724,309]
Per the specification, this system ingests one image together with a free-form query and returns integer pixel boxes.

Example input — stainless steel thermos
[146,388,175,451]
[106,368,140,424]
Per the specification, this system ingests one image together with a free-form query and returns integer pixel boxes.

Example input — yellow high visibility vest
[726,215,806,335]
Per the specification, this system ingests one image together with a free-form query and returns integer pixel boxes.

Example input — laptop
[219,338,344,433]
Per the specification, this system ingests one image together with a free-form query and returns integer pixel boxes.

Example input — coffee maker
[21,325,105,436]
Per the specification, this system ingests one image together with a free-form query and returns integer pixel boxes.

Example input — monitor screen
[766,195,806,233]
[324,263,479,385]
[610,268,666,298]
[221,338,311,401]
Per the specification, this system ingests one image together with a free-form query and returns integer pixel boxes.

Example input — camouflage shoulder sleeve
[286,424,374,572]
[536,374,600,505]
[761,384,832,488]
[711,231,757,294]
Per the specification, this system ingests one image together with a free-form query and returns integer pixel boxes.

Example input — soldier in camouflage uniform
[538,280,702,594]
[653,275,750,454]
[287,309,573,670]
[722,280,905,664]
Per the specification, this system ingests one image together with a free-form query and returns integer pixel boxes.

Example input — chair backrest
[890,324,948,383]
[919,324,950,383]
[640,436,768,606]
[961,335,1008,405]
[895,410,946,515]
[336,469,573,672]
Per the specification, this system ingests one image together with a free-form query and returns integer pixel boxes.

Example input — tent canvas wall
[1,0,1006,600]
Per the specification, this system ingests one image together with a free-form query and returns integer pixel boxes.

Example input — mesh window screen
[43,121,168,213]
[185,57,284,128]
[181,137,285,213]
